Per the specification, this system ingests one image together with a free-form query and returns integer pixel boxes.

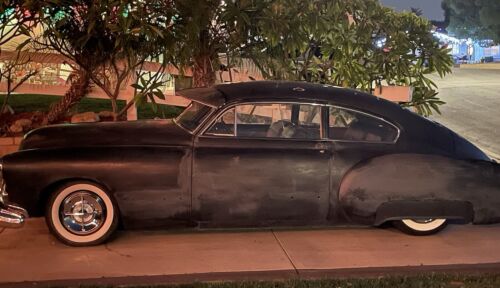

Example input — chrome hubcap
[60,191,106,235]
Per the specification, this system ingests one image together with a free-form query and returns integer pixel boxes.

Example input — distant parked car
[454,54,469,64]
[1,81,499,246]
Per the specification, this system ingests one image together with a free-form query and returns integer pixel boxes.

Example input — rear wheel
[46,182,119,246]
[394,218,447,236]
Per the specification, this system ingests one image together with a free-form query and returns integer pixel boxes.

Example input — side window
[328,107,398,143]
[236,104,292,138]
[236,103,321,139]
[298,105,321,126]
[205,108,235,136]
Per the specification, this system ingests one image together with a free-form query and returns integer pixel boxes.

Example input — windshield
[175,102,213,132]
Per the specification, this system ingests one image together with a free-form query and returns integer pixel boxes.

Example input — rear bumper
[0,202,28,229]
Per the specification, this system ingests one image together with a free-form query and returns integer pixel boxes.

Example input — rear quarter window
[328,106,399,143]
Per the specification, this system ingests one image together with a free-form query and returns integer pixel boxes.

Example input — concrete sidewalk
[1,219,500,287]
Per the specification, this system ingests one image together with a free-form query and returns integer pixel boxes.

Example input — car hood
[20,120,193,151]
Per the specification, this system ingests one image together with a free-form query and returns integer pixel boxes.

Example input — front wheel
[394,218,447,236]
[46,182,119,246]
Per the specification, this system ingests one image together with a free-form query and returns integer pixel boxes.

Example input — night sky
[380,0,444,21]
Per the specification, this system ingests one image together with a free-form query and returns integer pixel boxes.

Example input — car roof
[215,81,367,104]
[178,81,404,117]
[176,87,225,107]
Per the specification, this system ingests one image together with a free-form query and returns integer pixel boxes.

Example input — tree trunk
[46,70,91,124]
[192,55,216,88]
[1,95,10,115]
[1,80,12,114]
[110,98,118,121]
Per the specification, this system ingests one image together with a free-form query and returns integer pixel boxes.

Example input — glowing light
[432,32,462,44]
[375,38,386,48]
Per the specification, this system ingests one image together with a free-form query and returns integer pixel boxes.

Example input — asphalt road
[430,68,500,159]
[1,219,500,286]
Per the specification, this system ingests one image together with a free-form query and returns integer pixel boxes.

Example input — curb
[2,263,500,288]
[458,63,500,70]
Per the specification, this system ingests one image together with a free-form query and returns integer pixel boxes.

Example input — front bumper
[0,178,28,229]
[0,203,27,228]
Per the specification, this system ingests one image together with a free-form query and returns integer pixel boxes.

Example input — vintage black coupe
[1,81,499,246]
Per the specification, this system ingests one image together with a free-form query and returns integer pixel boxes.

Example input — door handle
[315,142,330,154]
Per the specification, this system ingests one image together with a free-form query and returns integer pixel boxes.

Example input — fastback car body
[1,81,499,246]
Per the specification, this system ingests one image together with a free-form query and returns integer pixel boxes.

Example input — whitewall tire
[46,182,119,246]
[394,218,447,236]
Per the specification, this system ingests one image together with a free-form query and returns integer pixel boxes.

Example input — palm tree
[45,69,90,123]
[33,0,174,122]
[172,0,269,87]
[411,7,424,17]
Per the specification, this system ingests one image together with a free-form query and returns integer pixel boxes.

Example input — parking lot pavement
[431,68,500,159]
[1,218,500,286]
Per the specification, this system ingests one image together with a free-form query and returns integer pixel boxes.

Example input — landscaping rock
[10,126,20,134]
[30,111,44,123]
[71,112,100,123]
[9,118,32,134]
[17,118,32,127]
[98,111,115,121]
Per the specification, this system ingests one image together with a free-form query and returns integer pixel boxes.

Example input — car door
[191,102,332,227]
[325,105,402,223]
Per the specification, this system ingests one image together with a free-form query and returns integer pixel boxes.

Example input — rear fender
[374,200,474,226]
[338,153,500,225]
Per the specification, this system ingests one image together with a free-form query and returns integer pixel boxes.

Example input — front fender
[2,145,192,225]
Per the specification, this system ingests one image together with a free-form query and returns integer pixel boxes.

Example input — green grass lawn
[0,94,184,120]
[49,274,500,288]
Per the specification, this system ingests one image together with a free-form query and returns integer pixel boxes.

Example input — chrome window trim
[0,160,5,205]
[199,101,326,141]
[198,101,400,144]
[327,105,401,144]
[203,107,236,137]
[173,118,193,134]
[192,107,217,135]
[174,101,216,135]
[233,106,238,137]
